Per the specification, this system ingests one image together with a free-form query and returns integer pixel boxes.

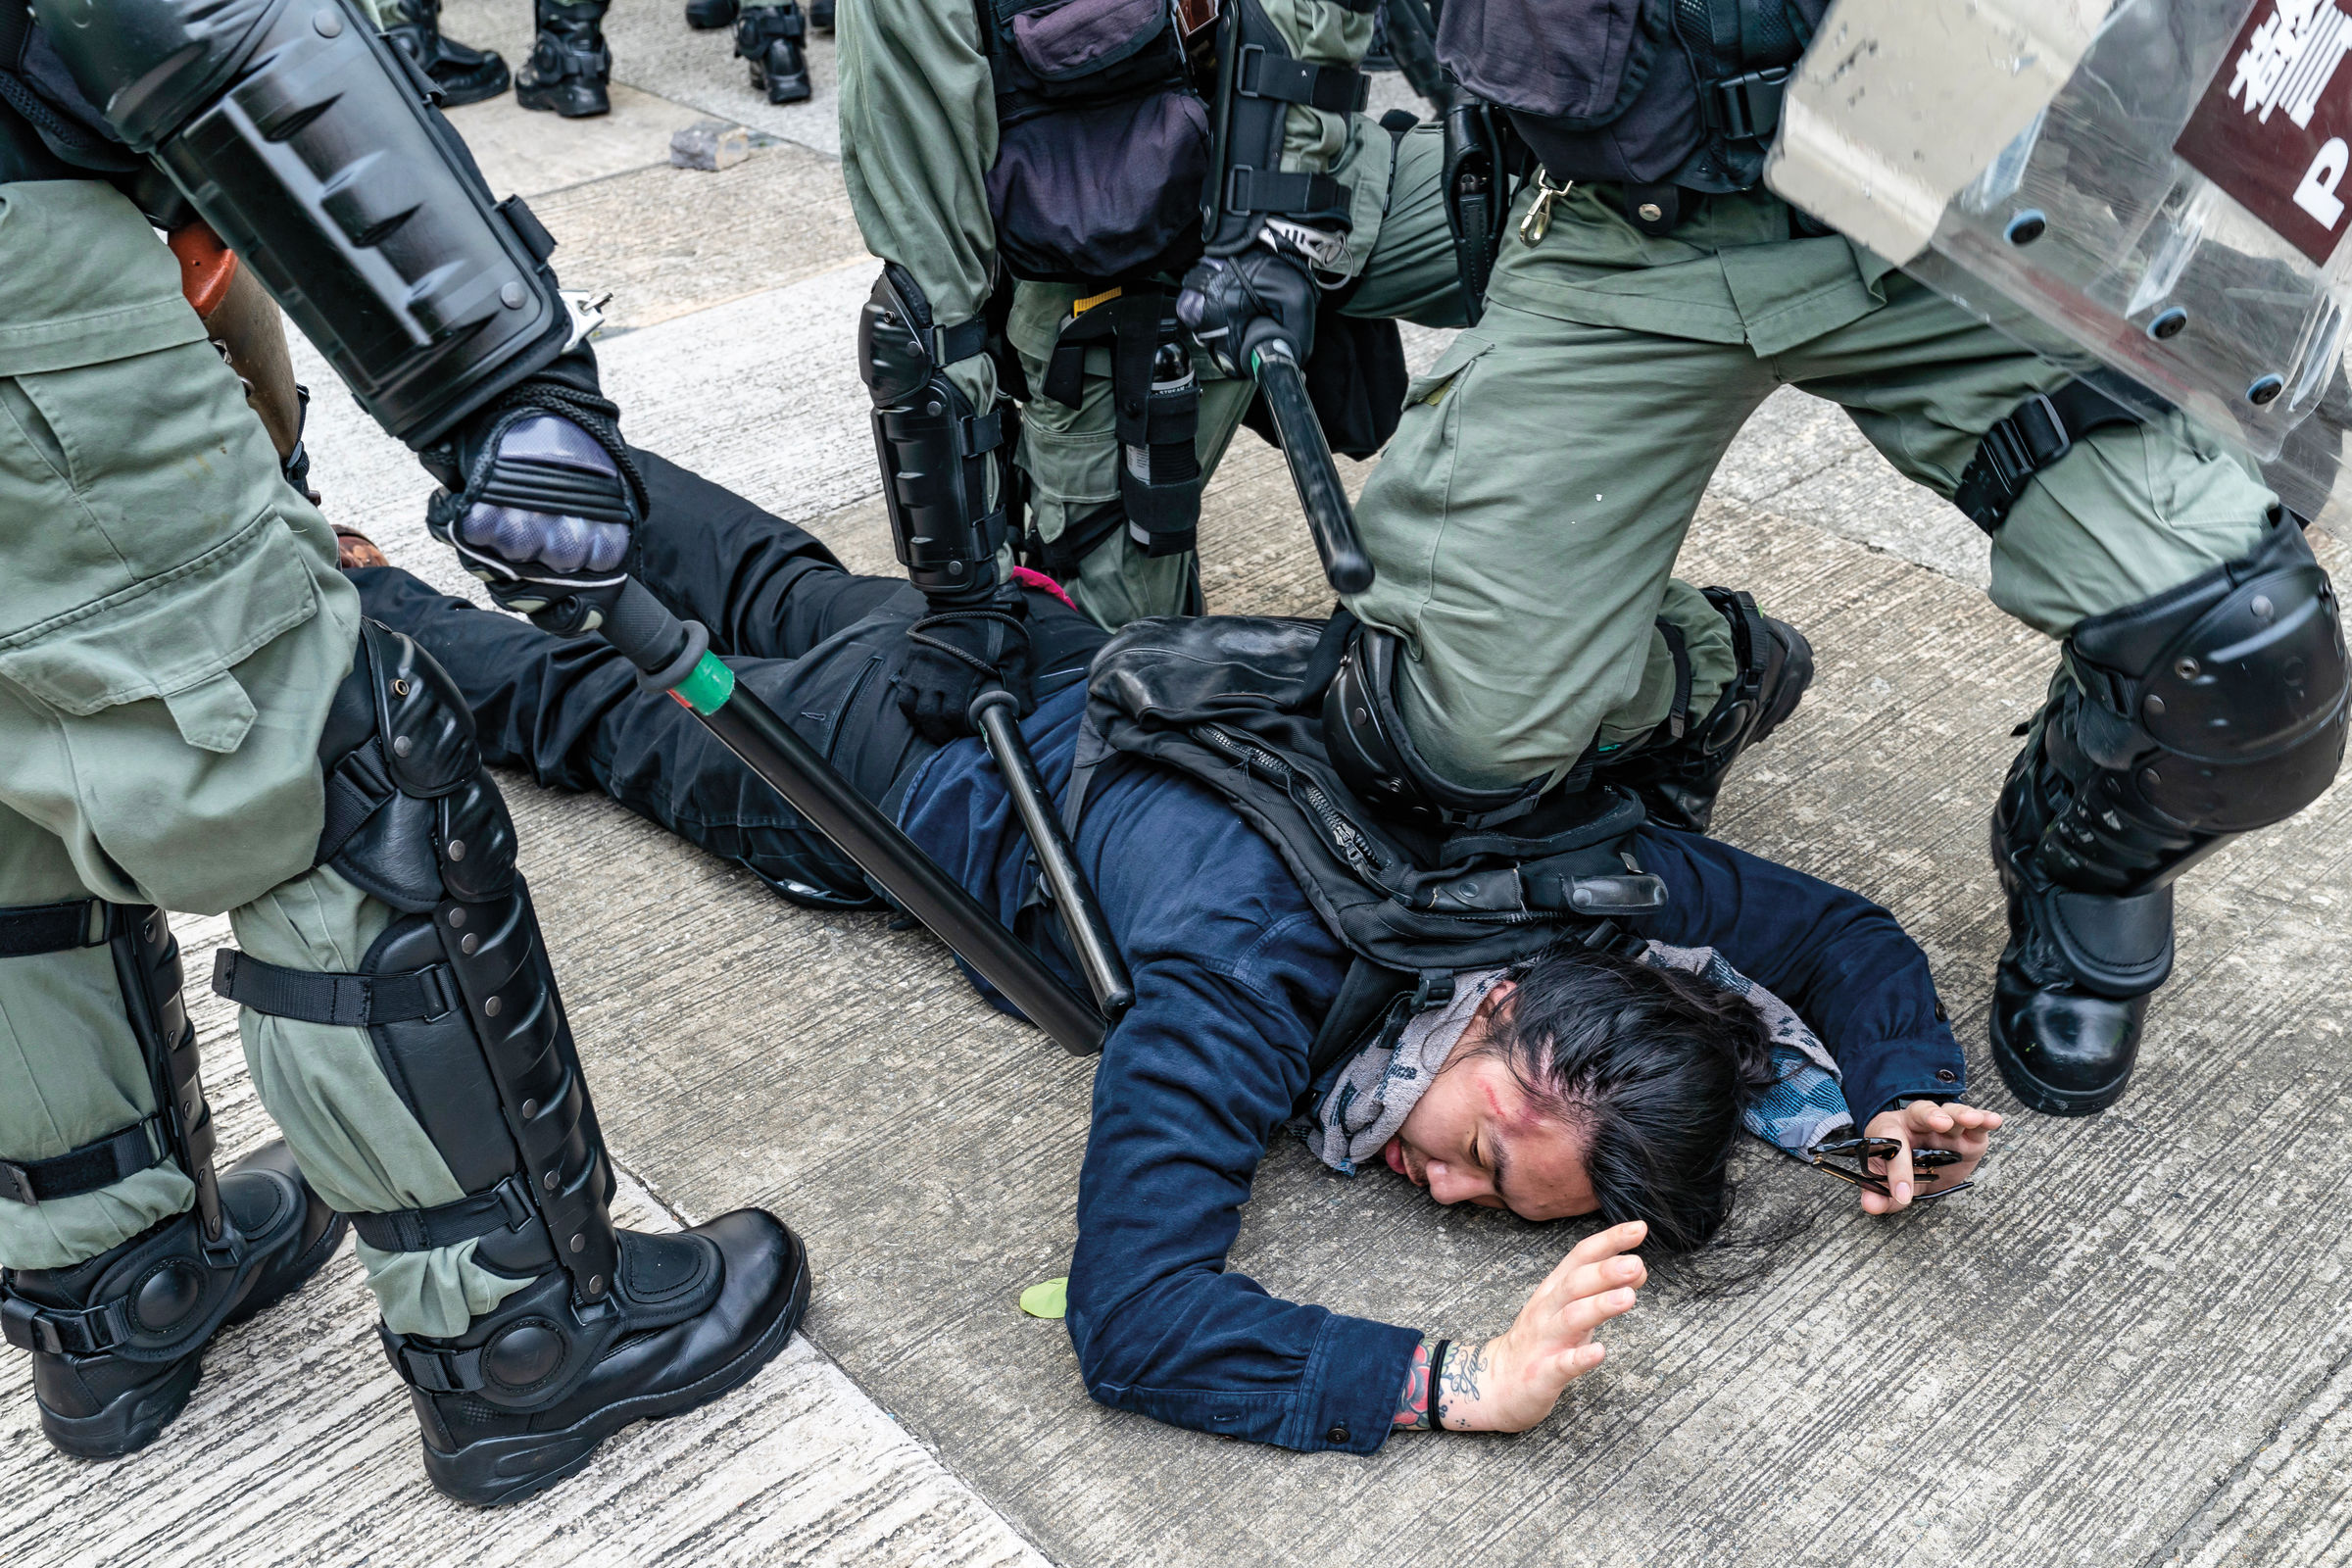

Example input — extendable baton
[596,579,1110,1056]
[1250,341,1375,594]
[968,689,1133,1019]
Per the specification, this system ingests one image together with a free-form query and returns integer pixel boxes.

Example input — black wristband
[1428,1338,1452,1432]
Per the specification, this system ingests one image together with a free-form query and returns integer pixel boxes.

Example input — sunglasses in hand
[1805,1136,1973,1202]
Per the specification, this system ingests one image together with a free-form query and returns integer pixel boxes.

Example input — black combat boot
[383,0,511,107]
[213,620,812,1505]
[735,4,811,104]
[809,0,834,32]
[685,0,739,28]
[385,1212,808,1505]
[1987,733,2170,1115]
[1988,512,2346,1115]
[2,1142,346,1458]
[516,0,612,118]
[1596,587,1815,833]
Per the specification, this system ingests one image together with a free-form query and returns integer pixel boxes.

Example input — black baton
[597,580,1109,1056]
[1250,341,1374,594]
[969,689,1134,1019]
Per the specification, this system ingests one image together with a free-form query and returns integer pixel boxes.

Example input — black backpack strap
[1303,957,1410,1090]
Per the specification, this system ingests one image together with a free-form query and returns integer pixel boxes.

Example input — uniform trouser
[351,451,1111,902]
[1007,121,1742,726]
[1349,182,2280,789]
[0,182,525,1337]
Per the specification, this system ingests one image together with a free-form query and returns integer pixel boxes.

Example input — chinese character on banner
[2230,0,2352,127]
[2180,0,2352,262]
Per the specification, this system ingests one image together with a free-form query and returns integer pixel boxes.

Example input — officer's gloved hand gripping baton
[595,579,1118,1055]
[1250,340,1374,594]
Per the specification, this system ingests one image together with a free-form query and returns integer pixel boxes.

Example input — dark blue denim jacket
[900,683,1961,1455]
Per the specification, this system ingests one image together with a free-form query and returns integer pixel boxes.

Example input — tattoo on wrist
[1437,1340,1487,1430]
[1394,1338,1434,1430]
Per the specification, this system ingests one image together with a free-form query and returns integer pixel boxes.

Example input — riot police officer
[0,0,806,1504]
[835,0,1456,710]
[1323,0,2350,1116]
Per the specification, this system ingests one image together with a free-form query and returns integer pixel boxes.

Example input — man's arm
[1054,763,1423,1451]
[838,0,1000,342]
[1631,827,1966,1127]
[38,0,645,631]
[838,0,1026,740]
[1065,942,1425,1451]
[1261,0,1375,180]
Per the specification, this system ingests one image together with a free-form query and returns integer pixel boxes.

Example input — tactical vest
[1437,0,1830,195]
[978,0,1217,284]
[1062,615,1670,1090]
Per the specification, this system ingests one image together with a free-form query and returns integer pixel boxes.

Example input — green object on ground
[1018,1277,1068,1319]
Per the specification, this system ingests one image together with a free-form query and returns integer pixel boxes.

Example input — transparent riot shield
[1768,0,2352,531]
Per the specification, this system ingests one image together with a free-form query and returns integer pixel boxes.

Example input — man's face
[1386,981,1599,1223]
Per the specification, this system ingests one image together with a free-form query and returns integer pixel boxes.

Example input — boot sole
[515,86,611,117]
[39,1353,205,1461]
[433,70,513,108]
[1989,1016,2133,1116]
[422,1239,811,1508]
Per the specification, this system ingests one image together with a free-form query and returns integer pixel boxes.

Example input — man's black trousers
[352,450,1108,906]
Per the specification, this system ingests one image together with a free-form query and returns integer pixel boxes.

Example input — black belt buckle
[0,1159,33,1206]
[1981,393,2072,495]
[1713,67,1790,142]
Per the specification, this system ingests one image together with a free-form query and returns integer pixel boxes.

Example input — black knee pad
[2037,510,2348,892]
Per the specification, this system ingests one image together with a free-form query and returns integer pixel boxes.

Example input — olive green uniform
[0,179,527,1337]
[1348,181,2278,789]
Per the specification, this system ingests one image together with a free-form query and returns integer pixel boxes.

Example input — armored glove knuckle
[426,382,646,629]
[1177,249,1318,375]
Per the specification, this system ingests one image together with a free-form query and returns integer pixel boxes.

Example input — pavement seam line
[2138,1333,2352,1567]
[601,1147,1061,1566]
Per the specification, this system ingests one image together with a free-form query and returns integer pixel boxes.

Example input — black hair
[1468,944,1779,1253]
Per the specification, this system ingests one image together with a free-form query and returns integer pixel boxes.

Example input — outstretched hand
[1438,1220,1646,1433]
[1858,1102,2003,1215]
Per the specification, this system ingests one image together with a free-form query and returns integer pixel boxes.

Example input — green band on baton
[672,650,736,715]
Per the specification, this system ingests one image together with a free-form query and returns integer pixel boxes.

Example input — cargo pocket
[1401,331,1494,411]
[1355,334,1498,633]
[0,507,321,755]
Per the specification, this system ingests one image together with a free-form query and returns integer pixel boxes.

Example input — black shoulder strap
[1303,956,1409,1088]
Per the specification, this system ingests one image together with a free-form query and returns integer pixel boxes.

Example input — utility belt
[1061,613,1667,1095]
[1030,286,1204,570]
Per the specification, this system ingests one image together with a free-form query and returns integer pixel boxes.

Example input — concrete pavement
[2,8,2346,1564]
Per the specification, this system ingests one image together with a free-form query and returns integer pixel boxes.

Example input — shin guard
[213,620,617,1306]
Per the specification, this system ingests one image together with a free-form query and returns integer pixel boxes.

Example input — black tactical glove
[897,588,1032,746]
[422,345,645,634]
[1176,246,1320,378]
